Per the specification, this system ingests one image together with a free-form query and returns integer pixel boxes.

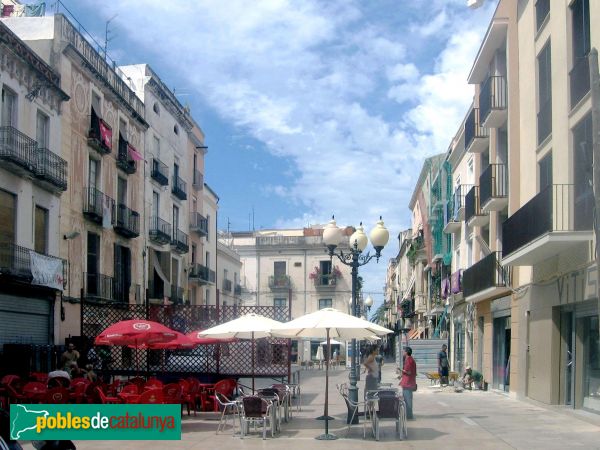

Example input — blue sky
[58,0,496,308]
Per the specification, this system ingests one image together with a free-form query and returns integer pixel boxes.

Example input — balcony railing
[149,216,172,245]
[83,187,114,225]
[87,112,112,155]
[192,170,204,191]
[151,158,169,186]
[0,126,37,174]
[502,184,593,259]
[269,275,291,290]
[453,184,472,221]
[117,135,136,174]
[464,107,489,153]
[35,147,68,192]
[479,75,507,126]
[170,286,184,305]
[114,204,140,238]
[465,185,486,225]
[113,277,131,303]
[190,212,208,237]
[314,274,337,288]
[463,252,510,300]
[0,243,66,288]
[234,284,242,295]
[257,236,305,247]
[189,264,216,285]
[537,97,552,145]
[480,163,507,210]
[171,229,189,254]
[222,278,232,292]
[84,272,115,302]
[172,175,187,200]
[570,56,590,109]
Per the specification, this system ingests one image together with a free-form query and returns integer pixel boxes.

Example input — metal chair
[341,392,366,439]
[240,395,273,439]
[215,392,241,435]
[372,393,404,441]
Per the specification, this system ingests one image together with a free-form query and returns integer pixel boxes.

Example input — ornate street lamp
[323,216,389,420]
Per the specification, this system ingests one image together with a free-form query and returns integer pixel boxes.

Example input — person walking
[399,347,417,419]
[363,346,380,397]
[438,344,449,386]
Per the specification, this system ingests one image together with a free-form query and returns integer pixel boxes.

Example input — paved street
[20,362,600,450]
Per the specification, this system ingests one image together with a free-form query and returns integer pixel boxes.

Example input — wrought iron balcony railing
[84,272,115,302]
[479,75,507,126]
[0,243,66,289]
[83,187,114,225]
[570,56,590,109]
[502,184,593,259]
[172,175,187,200]
[151,158,169,186]
[0,126,37,174]
[171,229,189,254]
[269,275,291,290]
[314,274,337,288]
[189,264,216,285]
[190,212,208,237]
[35,147,68,192]
[117,135,136,174]
[114,204,140,238]
[149,216,172,245]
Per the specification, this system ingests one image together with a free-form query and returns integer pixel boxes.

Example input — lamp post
[323,216,389,421]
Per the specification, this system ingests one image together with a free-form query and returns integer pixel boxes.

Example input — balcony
[502,184,593,266]
[479,75,507,128]
[87,112,112,155]
[0,243,65,289]
[465,107,489,154]
[189,264,216,285]
[83,187,114,225]
[314,274,337,289]
[570,56,590,109]
[269,275,291,290]
[84,272,115,302]
[116,135,136,174]
[190,212,208,237]
[465,185,488,228]
[149,216,172,245]
[170,286,184,305]
[172,175,187,200]
[463,252,511,303]
[234,284,242,295]
[114,204,140,238]
[222,278,232,292]
[35,147,68,193]
[443,197,461,234]
[150,158,169,186]
[0,126,36,176]
[192,170,204,191]
[480,163,508,212]
[171,229,189,254]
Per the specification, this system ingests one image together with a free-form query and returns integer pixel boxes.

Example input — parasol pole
[252,331,255,393]
[316,327,337,440]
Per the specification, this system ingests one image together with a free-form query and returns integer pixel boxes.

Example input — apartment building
[4,16,149,341]
[0,20,69,347]
[504,0,597,411]
[217,238,242,307]
[193,183,218,305]
[231,226,354,358]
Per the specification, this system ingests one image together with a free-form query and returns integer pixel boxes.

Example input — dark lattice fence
[81,302,290,379]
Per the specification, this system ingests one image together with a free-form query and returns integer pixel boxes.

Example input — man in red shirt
[399,347,417,419]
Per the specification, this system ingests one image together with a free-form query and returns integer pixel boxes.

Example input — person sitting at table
[84,364,98,383]
[68,362,86,379]
[461,366,483,390]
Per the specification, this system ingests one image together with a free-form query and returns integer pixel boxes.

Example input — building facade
[217,238,242,307]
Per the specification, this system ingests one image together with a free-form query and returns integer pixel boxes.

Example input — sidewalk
[20,362,600,449]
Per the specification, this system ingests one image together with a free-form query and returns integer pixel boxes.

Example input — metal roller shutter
[0,293,51,346]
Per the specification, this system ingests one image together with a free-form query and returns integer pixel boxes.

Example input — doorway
[493,315,511,391]
[560,311,575,406]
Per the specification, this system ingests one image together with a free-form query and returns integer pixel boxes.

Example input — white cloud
[83,0,495,299]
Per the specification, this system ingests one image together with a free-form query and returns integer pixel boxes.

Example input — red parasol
[147,331,195,350]
[95,320,177,347]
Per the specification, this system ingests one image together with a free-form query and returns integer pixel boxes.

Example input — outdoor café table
[365,389,405,440]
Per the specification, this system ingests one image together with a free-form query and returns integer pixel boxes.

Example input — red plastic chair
[162,383,183,411]
[121,384,139,395]
[30,372,49,383]
[1,375,20,386]
[69,382,87,404]
[106,379,121,396]
[135,389,164,404]
[128,377,145,390]
[45,387,69,404]
[23,382,47,403]
[145,378,163,390]
[207,380,235,412]
[6,384,27,405]
[95,386,121,404]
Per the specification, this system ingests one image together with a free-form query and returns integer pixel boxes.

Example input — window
[191,287,196,305]
[0,189,16,244]
[535,0,550,32]
[1,87,16,127]
[36,111,50,148]
[224,268,228,281]
[573,114,593,228]
[205,289,210,305]
[88,157,99,189]
[174,162,180,180]
[191,244,196,264]
[539,152,552,192]
[537,41,552,144]
[274,298,286,307]
[152,191,159,218]
[153,136,160,156]
[114,244,131,303]
[117,177,127,206]
[319,299,332,310]
[571,0,590,59]
[119,118,127,140]
[173,205,179,232]
[206,214,211,241]
[86,232,100,295]
[467,158,474,184]
[34,206,48,254]
[153,102,160,115]
[91,92,101,116]
[174,124,179,135]
[319,260,332,285]
[205,251,210,267]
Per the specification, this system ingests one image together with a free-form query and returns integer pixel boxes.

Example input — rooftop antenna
[252,205,255,231]
[104,14,118,59]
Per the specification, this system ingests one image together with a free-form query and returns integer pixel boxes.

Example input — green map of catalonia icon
[11,404,49,440]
